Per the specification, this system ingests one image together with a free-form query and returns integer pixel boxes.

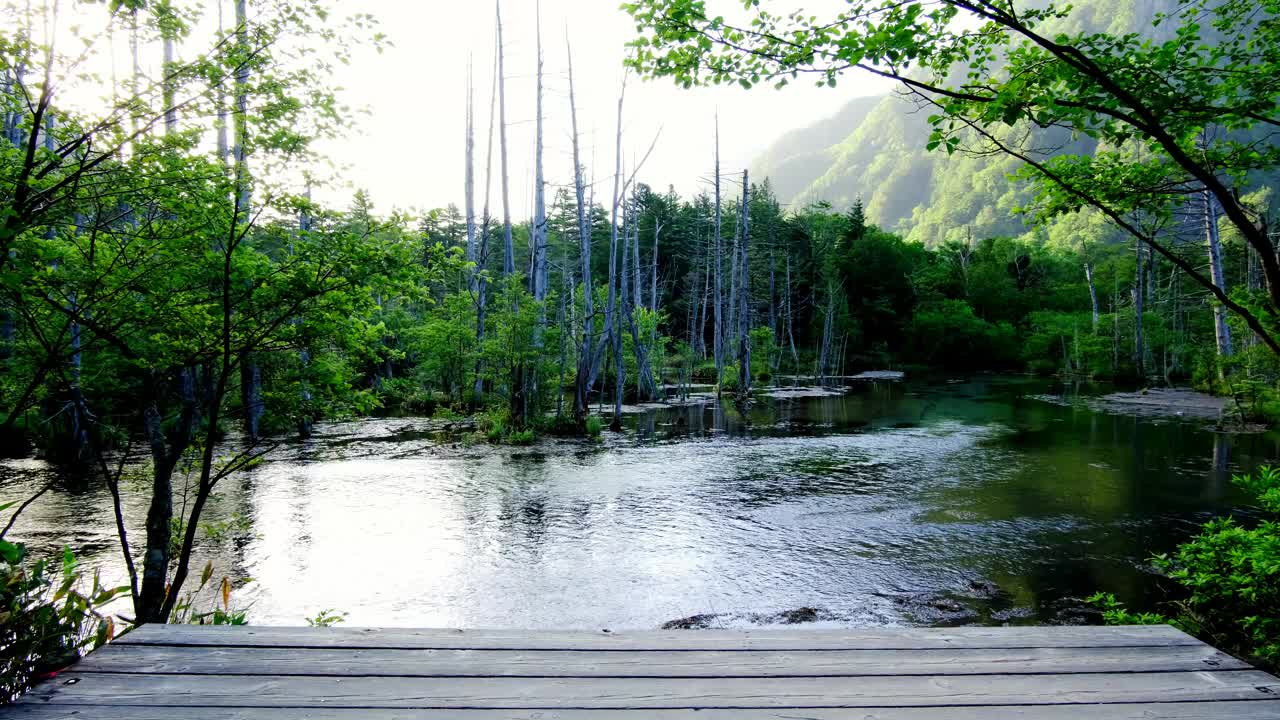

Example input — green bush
[508,429,535,445]
[719,362,741,393]
[378,377,438,416]
[585,415,604,440]
[1089,466,1280,670]
[909,300,1018,369]
[0,540,128,702]
[691,360,719,383]
[477,409,509,443]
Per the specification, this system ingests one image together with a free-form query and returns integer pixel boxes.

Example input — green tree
[624,0,1280,354]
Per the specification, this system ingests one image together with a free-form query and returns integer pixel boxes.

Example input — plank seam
[19,698,1280,710]
[107,642,1207,652]
[63,668,1259,679]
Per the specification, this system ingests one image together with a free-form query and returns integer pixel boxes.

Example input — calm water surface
[4,376,1277,629]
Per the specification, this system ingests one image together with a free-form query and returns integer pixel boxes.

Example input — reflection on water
[4,376,1278,628]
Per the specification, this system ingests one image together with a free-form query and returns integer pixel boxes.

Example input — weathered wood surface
[75,642,1249,677]
[7,625,1280,719]
[10,705,1280,720]
[109,623,1203,649]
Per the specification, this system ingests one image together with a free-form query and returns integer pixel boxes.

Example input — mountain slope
[748,0,1170,245]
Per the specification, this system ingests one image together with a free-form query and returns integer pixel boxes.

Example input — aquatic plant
[585,415,604,440]
[306,609,349,628]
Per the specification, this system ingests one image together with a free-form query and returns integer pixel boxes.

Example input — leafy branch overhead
[624,0,1280,353]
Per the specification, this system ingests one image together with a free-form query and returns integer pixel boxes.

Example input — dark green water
[3,375,1275,628]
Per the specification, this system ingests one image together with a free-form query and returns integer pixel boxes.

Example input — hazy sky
[314,1,897,217]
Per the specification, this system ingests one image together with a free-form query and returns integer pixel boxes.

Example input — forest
[2,0,1280,702]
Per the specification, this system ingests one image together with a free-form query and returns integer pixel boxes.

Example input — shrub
[0,541,128,702]
[544,414,582,437]
[477,409,509,443]
[585,415,604,440]
[1089,466,1280,670]
[508,429,535,445]
[719,363,741,393]
[379,377,438,416]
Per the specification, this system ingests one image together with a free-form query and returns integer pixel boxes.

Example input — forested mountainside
[749,0,1177,245]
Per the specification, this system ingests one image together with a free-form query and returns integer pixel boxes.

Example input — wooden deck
[6,624,1280,718]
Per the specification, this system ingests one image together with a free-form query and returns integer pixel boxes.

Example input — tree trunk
[1112,277,1120,375]
[736,169,751,397]
[233,0,262,439]
[136,404,175,624]
[605,80,627,431]
[496,1,514,276]
[1084,262,1099,333]
[650,220,660,312]
[712,115,724,391]
[697,249,709,357]
[567,39,593,428]
[216,0,229,162]
[819,281,836,385]
[296,191,313,439]
[785,250,798,376]
[530,2,547,301]
[1204,190,1234,365]
[464,61,477,283]
[474,42,500,400]
[768,247,777,362]
[626,194,655,402]
[1132,238,1145,380]
[727,197,737,354]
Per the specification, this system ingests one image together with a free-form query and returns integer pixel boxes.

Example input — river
[3,375,1275,629]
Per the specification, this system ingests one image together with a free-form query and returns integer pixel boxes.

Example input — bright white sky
[314,0,896,217]
[42,0,894,217]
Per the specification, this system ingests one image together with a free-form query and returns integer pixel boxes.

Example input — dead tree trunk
[1133,237,1146,380]
[233,0,263,440]
[604,79,627,431]
[464,60,477,290]
[496,0,514,277]
[473,41,500,400]
[1204,190,1234,365]
[1085,262,1099,333]
[530,3,547,301]
[567,38,594,428]
[712,115,724,392]
[784,250,799,377]
[736,169,751,397]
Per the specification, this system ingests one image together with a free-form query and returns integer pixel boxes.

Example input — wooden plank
[114,624,1204,651]
[8,702,1280,720]
[74,642,1250,677]
[20,670,1280,708]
